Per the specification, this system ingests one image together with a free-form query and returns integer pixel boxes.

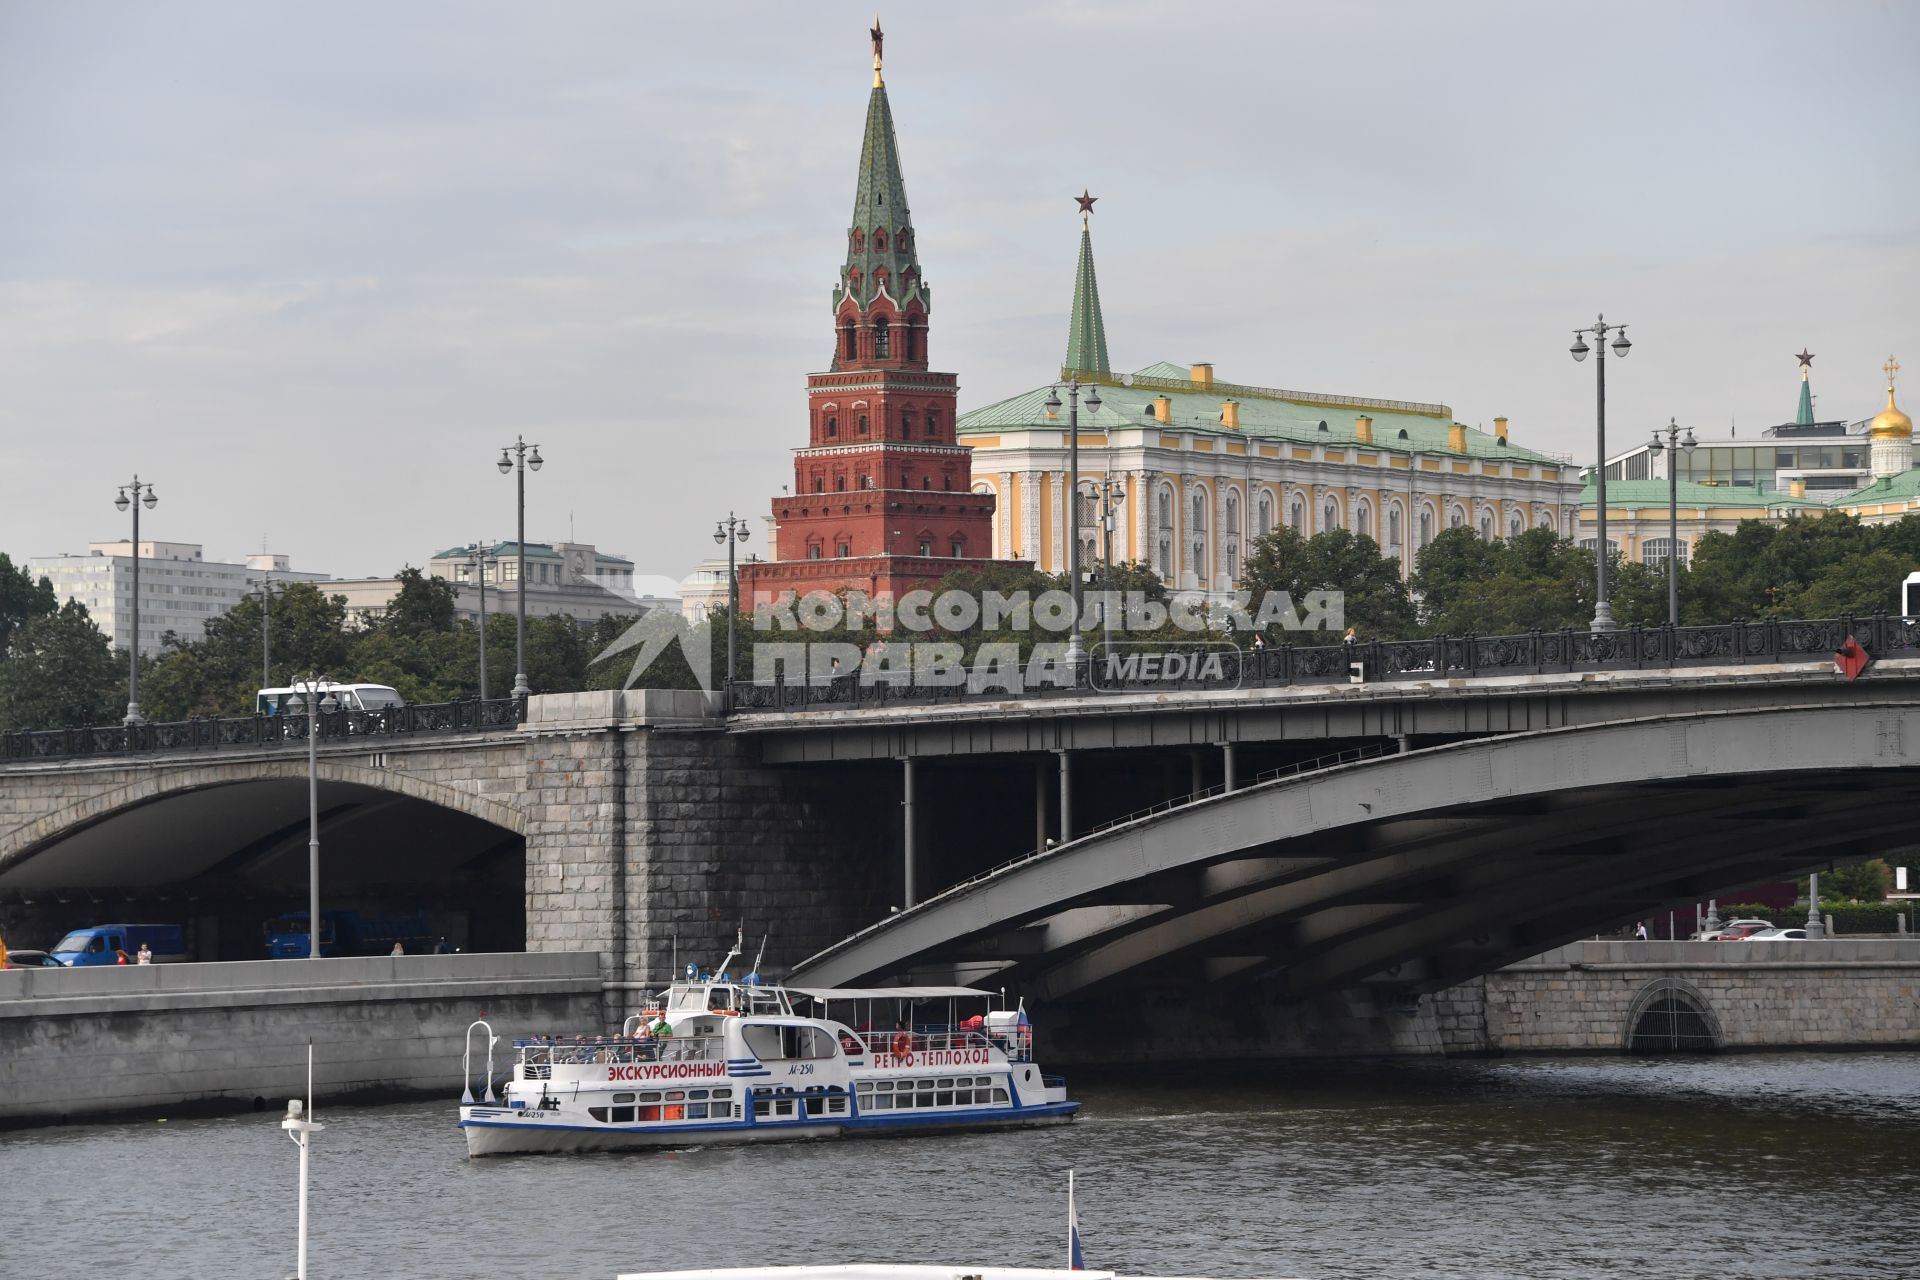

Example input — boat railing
[905,1025,1032,1062]
[513,1033,724,1070]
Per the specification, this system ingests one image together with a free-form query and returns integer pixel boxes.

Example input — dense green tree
[0,601,121,731]
[379,566,459,638]
[1241,527,1414,641]
[1818,858,1892,903]
[1412,527,1597,635]
[0,554,57,656]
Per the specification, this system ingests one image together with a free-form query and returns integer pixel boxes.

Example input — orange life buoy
[892,1031,912,1058]
[714,1008,738,1016]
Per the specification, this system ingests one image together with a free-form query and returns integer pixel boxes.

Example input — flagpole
[1068,1169,1075,1269]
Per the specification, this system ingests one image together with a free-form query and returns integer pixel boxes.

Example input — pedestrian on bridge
[1635,922,1649,941]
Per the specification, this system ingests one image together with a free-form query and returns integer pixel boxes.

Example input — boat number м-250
[787,1063,816,1076]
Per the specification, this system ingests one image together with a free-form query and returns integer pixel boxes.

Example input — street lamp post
[1080,476,1126,653]
[1646,417,1697,626]
[260,561,272,691]
[1806,870,1825,939]
[496,438,543,702]
[1569,315,1632,631]
[1044,378,1102,672]
[465,542,495,701]
[714,514,751,704]
[289,676,339,960]
[113,476,158,725]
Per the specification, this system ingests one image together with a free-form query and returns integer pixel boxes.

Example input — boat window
[937,1089,954,1106]
[993,1088,1009,1102]
[665,1090,686,1101]
[708,987,737,1011]
[686,1103,709,1119]
[688,1089,709,1100]
[829,1098,847,1114]
[611,1106,636,1123]
[639,1092,662,1103]
[588,1106,609,1122]
[613,1092,636,1104]
[775,1100,794,1117]
[917,1079,934,1090]
[872,1080,892,1091]
[937,1078,954,1088]
[663,1104,685,1121]
[670,990,703,1010]
[855,1081,872,1092]
[753,1099,771,1118]
[915,1092,935,1108]
[869,1094,892,1110]
[711,1088,732,1099]
[742,1023,785,1060]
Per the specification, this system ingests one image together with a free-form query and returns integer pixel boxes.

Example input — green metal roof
[1577,479,1831,511]
[431,542,633,566]
[1063,224,1109,376]
[830,83,927,319]
[1796,374,1815,427]
[957,363,1563,465]
[1835,469,1920,505]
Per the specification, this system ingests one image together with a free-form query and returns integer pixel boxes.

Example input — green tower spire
[1063,191,1109,376]
[1795,348,1816,426]
[831,21,926,321]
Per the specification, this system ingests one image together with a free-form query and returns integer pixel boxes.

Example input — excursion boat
[457,944,1078,1157]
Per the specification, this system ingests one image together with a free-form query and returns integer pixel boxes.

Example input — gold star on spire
[870,16,884,87]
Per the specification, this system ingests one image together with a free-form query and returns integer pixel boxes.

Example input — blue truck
[50,923,188,966]
[264,910,436,959]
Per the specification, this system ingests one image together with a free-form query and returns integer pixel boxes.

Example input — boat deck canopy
[789,986,992,1002]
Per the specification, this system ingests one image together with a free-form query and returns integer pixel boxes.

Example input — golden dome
[1871,385,1912,440]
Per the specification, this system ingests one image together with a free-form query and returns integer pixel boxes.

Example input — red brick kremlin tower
[740,22,1004,607]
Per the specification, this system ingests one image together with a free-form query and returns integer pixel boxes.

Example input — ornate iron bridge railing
[0,696,526,764]
[729,614,1920,715]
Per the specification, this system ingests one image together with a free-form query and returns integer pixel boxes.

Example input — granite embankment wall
[0,951,602,1124]
[1474,939,1920,1053]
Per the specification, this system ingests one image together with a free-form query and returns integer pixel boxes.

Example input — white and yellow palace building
[955,214,1583,598]
[1580,357,1915,567]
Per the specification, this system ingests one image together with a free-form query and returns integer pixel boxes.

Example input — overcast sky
[2,0,1915,586]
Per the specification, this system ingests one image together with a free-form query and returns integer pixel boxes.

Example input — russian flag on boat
[1068,1169,1085,1270]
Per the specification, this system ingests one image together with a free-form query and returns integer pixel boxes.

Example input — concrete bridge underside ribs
[791,703,1920,998]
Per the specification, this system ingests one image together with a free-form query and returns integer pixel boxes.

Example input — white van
[256,682,407,715]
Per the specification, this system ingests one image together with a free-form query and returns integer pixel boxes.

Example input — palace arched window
[1323,496,1338,532]
[1479,512,1494,540]
[1419,509,1434,546]
[1387,505,1402,549]
[1225,494,1240,535]
[1290,496,1305,532]
[1357,500,1372,541]
[1509,512,1523,538]
[1257,493,1272,536]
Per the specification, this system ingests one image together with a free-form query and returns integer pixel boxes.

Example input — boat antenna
[747,931,768,984]
[281,1041,325,1280]
[714,925,743,982]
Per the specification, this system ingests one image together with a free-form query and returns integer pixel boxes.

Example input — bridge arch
[0,756,524,876]
[792,703,1920,999]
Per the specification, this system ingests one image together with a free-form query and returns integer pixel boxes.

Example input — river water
[4,1053,1916,1279]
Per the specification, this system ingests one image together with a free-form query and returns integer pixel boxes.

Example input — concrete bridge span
[790,702,1920,1001]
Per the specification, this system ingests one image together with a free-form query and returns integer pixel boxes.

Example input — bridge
[2,617,1916,1045]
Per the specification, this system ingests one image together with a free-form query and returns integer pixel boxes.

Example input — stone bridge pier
[520,692,889,1022]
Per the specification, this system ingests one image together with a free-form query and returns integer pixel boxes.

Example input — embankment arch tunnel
[0,770,525,960]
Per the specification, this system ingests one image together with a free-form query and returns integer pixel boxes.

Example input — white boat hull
[461,1103,1078,1157]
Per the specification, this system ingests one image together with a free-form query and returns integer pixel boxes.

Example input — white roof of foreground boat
[787,985,994,1001]
[616,1268,1270,1280]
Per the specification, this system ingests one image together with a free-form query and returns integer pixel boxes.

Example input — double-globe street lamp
[715,513,751,703]
[1646,417,1697,626]
[1043,378,1103,671]
[1079,475,1126,654]
[113,476,158,726]
[1570,316,1632,631]
[286,676,339,960]
[497,438,544,702]
[467,541,496,701]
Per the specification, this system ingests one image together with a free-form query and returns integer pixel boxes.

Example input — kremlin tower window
[814,477,825,493]
[925,408,939,436]
[904,325,918,360]
[874,229,887,252]
[874,317,890,358]
[898,229,911,253]
[858,414,869,434]
[835,475,846,492]
[837,541,851,558]
[950,539,964,557]
[851,230,865,252]
[842,325,856,358]
[826,414,838,437]
[900,411,912,437]
[807,542,824,560]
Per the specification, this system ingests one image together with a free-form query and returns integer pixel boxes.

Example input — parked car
[1741,927,1809,941]
[1690,918,1773,941]
[1715,922,1777,941]
[3,949,58,969]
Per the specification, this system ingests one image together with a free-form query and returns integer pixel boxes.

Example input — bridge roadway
[788,700,1920,1003]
